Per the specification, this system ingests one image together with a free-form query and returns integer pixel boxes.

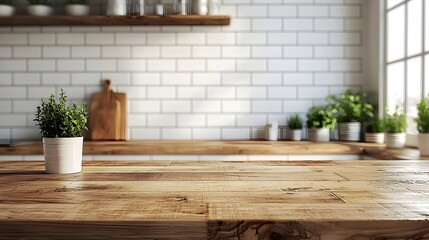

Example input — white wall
[0,0,367,144]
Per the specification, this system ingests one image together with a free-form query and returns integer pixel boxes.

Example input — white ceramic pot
[264,121,278,141]
[288,129,302,141]
[208,0,220,15]
[193,0,208,15]
[106,0,126,16]
[308,128,330,142]
[27,5,53,16]
[0,5,14,16]
[386,133,406,149]
[418,133,429,156]
[339,122,361,142]
[365,132,385,144]
[65,4,90,16]
[43,137,83,174]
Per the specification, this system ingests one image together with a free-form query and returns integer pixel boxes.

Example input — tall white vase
[107,0,126,16]
[208,0,220,15]
[193,0,208,15]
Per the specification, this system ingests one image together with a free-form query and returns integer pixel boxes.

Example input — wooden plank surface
[0,15,231,26]
[0,160,428,239]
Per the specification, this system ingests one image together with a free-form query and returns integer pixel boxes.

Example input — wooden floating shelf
[0,15,230,26]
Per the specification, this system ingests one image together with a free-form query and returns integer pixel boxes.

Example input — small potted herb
[65,0,90,16]
[34,89,88,174]
[327,90,374,142]
[415,94,429,156]
[365,118,385,144]
[385,106,407,149]
[306,106,337,142]
[287,115,303,141]
[27,0,52,16]
[0,0,14,16]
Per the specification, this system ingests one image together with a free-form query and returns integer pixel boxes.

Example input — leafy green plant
[385,106,407,133]
[415,94,429,133]
[0,0,13,6]
[67,0,87,5]
[365,118,385,133]
[27,0,50,5]
[287,115,303,130]
[306,105,337,130]
[34,89,88,138]
[327,89,374,122]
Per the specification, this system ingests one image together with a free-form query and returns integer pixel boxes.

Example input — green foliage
[34,89,88,138]
[306,105,337,130]
[27,0,50,5]
[385,106,407,133]
[327,89,374,123]
[67,0,88,5]
[415,94,429,133]
[365,118,385,133]
[0,0,13,6]
[287,115,303,130]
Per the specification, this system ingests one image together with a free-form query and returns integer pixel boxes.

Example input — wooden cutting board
[89,80,126,141]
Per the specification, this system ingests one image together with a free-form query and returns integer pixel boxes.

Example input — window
[385,0,427,134]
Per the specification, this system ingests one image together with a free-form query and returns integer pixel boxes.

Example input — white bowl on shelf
[27,5,53,16]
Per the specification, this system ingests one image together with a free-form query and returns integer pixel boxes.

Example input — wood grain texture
[0,15,230,26]
[88,80,126,141]
[0,160,428,239]
[1,140,428,160]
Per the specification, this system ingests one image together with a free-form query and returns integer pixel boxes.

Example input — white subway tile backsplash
[162,100,191,113]
[57,34,84,45]
[42,73,70,85]
[178,114,206,127]
[237,114,266,126]
[148,114,176,127]
[58,60,85,71]
[44,47,70,58]
[193,101,221,113]
[148,87,176,99]
[193,128,220,139]
[178,87,206,99]
[208,114,235,127]
[162,128,191,140]
[269,87,297,99]
[208,87,235,99]
[0,1,366,142]
[223,101,251,113]
[0,60,26,71]
[14,47,41,58]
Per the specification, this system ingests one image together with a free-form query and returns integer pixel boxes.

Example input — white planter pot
[208,0,220,15]
[365,132,385,144]
[386,133,406,149]
[65,4,90,16]
[106,0,126,16]
[308,128,330,142]
[193,0,208,15]
[288,129,302,141]
[27,5,53,16]
[43,137,83,174]
[418,133,429,156]
[339,122,361,141]
[0,5,15,16]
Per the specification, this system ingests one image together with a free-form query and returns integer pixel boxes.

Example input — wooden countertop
[0,160,428,239]
[1,140,427,160]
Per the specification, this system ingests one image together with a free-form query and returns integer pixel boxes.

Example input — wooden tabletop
[1,140,427,160]
[0,160,428,239]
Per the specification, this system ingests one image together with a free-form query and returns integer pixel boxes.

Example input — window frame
[384,0,427,146]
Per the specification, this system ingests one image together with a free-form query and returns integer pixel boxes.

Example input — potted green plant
[65,0,89,16]
[34,89,88,174]
[385,106,407,149]
[327,90,374,142]
[306,105,337,142]
[364,118,385,143]
[287,115,302,141]
[0,0,14,16]
[415,94,429,156]
[27,0,52,16]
